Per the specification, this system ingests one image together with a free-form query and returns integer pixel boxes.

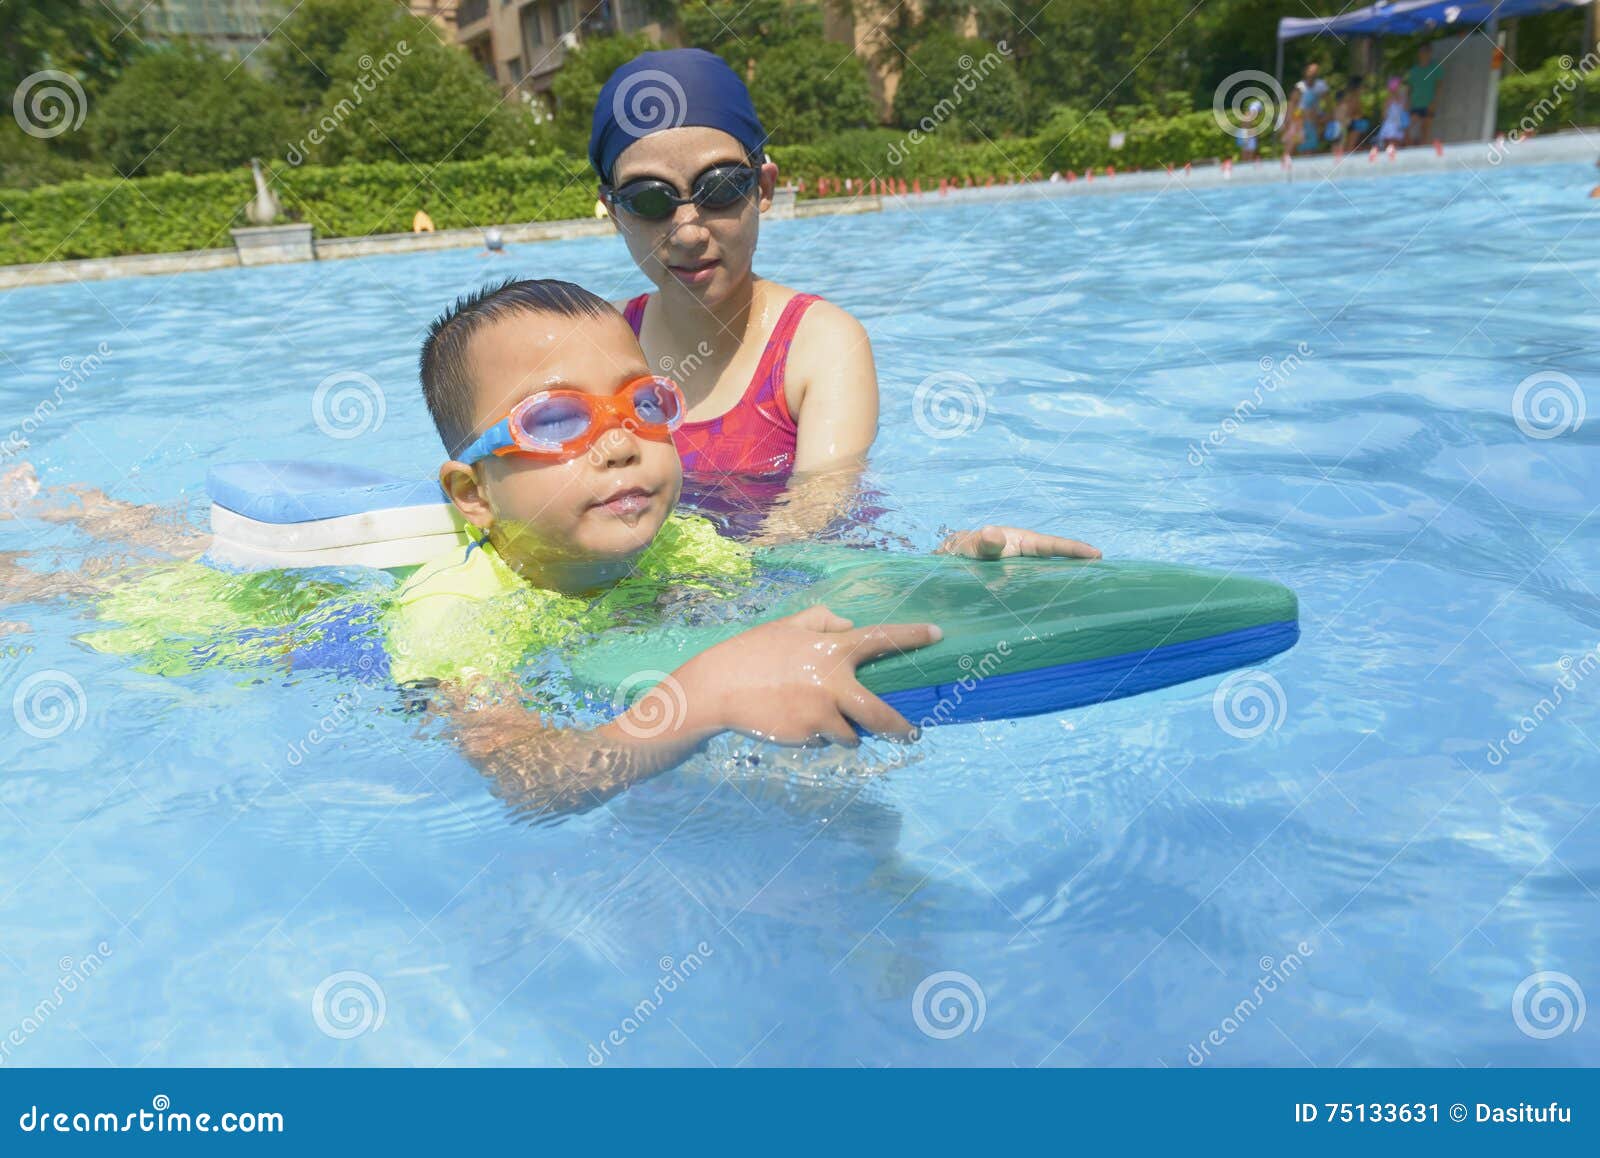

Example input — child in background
[1235,99,1264,160]
[1280,105,1306,155]
[1379,77,1409,149]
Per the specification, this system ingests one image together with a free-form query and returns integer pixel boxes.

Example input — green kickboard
[573,547,1300,725]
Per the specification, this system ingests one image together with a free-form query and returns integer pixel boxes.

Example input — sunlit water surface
[2,162,1598,1066]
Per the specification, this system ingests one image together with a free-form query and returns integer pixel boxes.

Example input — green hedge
[772,117,1218,186]
[1496,55,1600,135]
[0,152,597,265]
[773,112,1247,192]
[0,171,255,264]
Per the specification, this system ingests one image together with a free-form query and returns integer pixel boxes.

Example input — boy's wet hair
[420,277,614,458]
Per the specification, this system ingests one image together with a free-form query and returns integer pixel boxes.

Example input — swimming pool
[2,161,1596,1067]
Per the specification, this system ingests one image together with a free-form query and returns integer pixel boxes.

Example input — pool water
[2,162,1597,1067]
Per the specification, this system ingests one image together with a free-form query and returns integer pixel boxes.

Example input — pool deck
[2,130,1592,291]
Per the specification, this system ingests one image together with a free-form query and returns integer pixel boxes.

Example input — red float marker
[1369,147,1379,162]
[1433,139,1444,156]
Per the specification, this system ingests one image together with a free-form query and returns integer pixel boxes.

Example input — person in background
[1280,104,1306,155]
[1405,43,1444,145]
[1379,77,1409,149]
[1329,85,1361,157]
[1235,99,1264,160]
[1294,63,1329,144]
[1344,80,1373,151]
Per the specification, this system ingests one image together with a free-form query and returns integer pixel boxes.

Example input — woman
[589,49,877,530]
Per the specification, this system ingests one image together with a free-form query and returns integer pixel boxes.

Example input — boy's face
[440,310,682,577]
[607,126,777,309]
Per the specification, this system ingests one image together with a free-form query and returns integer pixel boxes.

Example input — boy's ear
[439,461,494,530]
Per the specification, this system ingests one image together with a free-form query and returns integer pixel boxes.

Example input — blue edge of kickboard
[874,619,1299,726]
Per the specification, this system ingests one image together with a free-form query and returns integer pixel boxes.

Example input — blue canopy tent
[1275,0,1594,139]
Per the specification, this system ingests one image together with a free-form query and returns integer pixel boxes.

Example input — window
[520,1,545,62]
[556,0,577,35]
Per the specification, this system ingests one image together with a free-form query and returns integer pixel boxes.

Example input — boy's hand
[675,605,941,747]
[937,525,1101,560]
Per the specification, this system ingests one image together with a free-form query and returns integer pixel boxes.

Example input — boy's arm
[435,607,941,817]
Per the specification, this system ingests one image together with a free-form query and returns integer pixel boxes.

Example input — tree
[893,34,1020,141]
[679,0,877,142]
[302,16,529,165]
[262,0,403,113]
[547,33,658,157]
[89,45,292,177]
[0,0,132,103]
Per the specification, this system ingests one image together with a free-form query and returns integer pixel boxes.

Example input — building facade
[135,1,461,58]
[454,0,669,95]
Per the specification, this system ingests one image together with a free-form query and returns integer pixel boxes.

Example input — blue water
[2,162,1597,1067]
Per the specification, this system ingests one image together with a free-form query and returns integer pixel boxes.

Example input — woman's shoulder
[759,281,865,343]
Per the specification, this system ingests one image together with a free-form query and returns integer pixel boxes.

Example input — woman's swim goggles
[601,164,759,221]
[461,376,686,464]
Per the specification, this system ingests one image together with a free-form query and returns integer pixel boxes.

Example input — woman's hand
[671,605,941,746]
[937,525,1101,560]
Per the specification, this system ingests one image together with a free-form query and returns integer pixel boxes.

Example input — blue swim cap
[589,48,768,181]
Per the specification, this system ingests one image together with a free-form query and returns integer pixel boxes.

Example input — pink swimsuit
[624,291,820,477]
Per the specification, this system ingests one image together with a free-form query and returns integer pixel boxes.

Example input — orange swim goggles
[461,375,686,464]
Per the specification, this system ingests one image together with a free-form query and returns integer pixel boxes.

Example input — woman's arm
[787,302,879,474]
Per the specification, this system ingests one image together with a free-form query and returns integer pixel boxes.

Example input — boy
[398,278,1097,812]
